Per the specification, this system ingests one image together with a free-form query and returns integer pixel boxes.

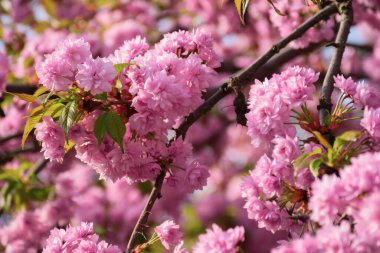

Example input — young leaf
[95,93,107,101]
[33,86,48,97]
[6,92,37,103]
[114,63,129,76]
[93,113,108,145]
[234,0,251,24]
[59,101,78,135]
[333,130,363,152]
[28,187,50,201]
[104,111,126,152]
[309,158,322,177]
[293,148,322,170]
[21,102,65,147]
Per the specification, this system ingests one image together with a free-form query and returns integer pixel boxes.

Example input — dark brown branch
[5,83,38,94]
[125,4,338,253]
[32,158,49,175]
[126,169,167,253]
[0,144,40,165]
[176,4,338,140]
[318,0,353,124]
[346,42,372,52]
[0,132,23,145]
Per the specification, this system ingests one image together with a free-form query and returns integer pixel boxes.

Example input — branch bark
[0,132,23,145]
[318,0,353,124]
[175,4,338,139]
[125,4,338,253]
[5,83,37,94]
[126,169,167,253]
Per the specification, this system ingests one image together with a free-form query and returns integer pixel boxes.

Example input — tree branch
[0,132,23,145]
[125,4,338,253]
[318,0,353,124]
[5,83,37,94]
[126,169,167,253]
[175,4,338,139]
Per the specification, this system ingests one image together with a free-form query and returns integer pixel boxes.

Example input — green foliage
[114,63,129,76]
[294,130,364,178]
[0,162,52,212]
[95,92,108,101]
[293,148,322,170]
[22,101,65,147]
[5,92,37,103]
[59,100,79,136]
[93,111,126,151]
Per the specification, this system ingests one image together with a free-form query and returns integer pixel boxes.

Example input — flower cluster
[155,220,183,249]
[34,30,218,189]
[0,51,9,95]
[192,224,245,253]
[269,0,334,48]
[273,152,380,252]
[35,117,66,162]
[43,222,122,253]
[241,136,316,233]
[246,66,319,147]
[242,66,380,238]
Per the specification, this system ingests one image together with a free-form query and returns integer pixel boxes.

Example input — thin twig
[0,132,23,145]
[318,0,353,124]
[126,169,167,253]
[32,158,49,175]
[175,4,338,140]
[125,4,338,253]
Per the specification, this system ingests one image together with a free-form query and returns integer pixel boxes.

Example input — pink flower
[356,192,380,236]
[35,116,65,162]
[0,51,9,96]
[272,135,301,164]
[193,224,245,253]
[36,53,75,91]
[333,75,357,97]
[56,38,91,66]
[76,57,116,94]
[154,220,183,249]
[308,175,347,225]
[354,81,380,108]
[111,36,149,64]
[361,106,380,139]
[185,162,210,193]
[43,222,122,253]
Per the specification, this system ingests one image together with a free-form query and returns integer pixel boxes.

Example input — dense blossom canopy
[1,0,380,253]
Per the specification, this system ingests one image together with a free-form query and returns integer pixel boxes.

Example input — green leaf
[114,63,128,76]
[23,56,34,69]
[234,0,251,24]
[293,148,322,170]
[59,101,78,135]
[333,130,363,153]
[93,113,108,145]
[33,86,48,97]
[21,102,65,147]
[309,158,322,177]
[6,92,37,103]
[28,187,50,201]
[104,111,126,152]
[95,93,107,101]
[93,111,126,151]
